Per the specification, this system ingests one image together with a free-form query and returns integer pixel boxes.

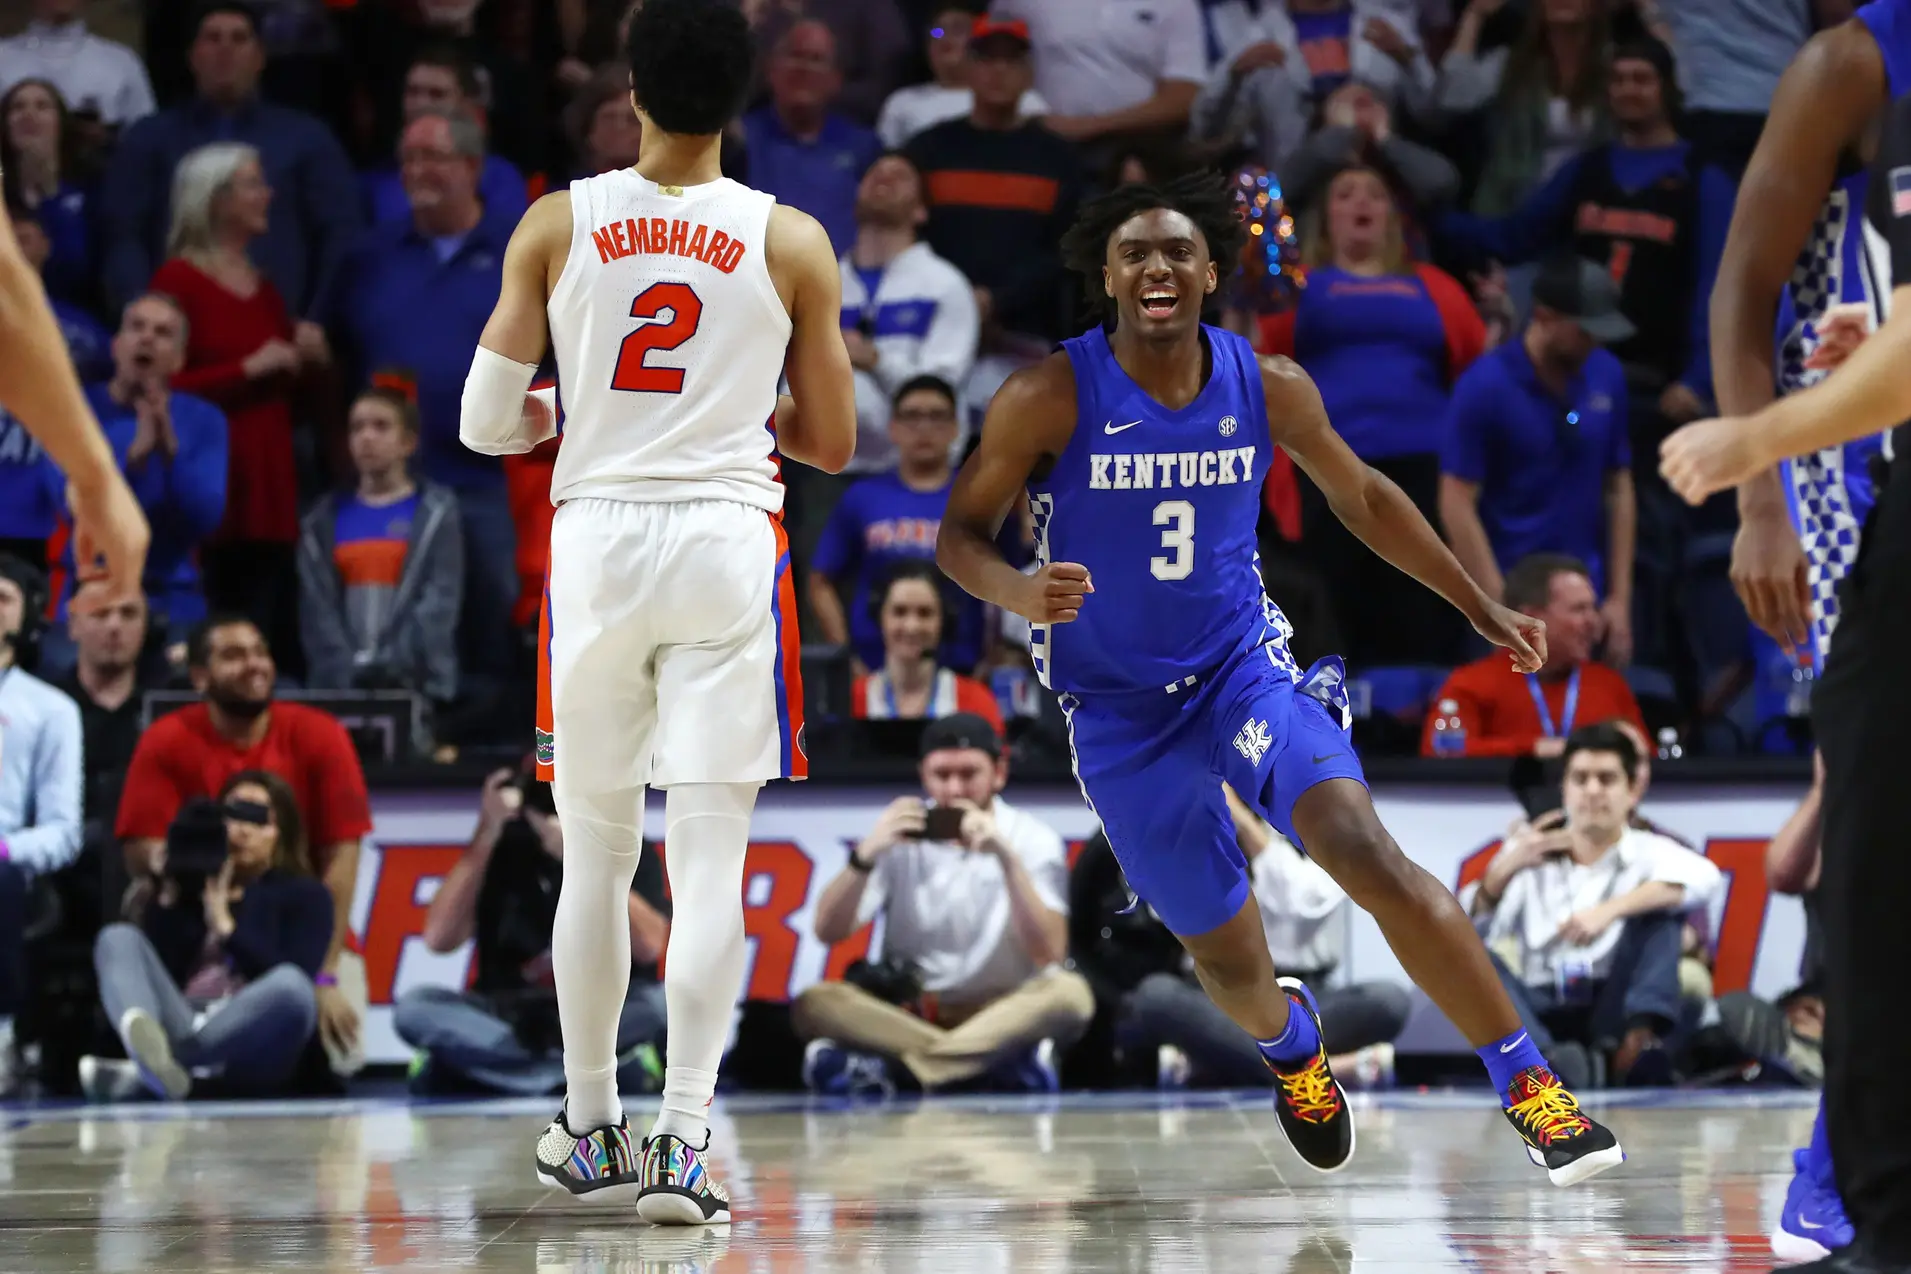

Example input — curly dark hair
[1058,169,1247,313]
[626,0,756,137]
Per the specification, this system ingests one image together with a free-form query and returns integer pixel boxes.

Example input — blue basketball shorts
[1060,651,1368,937]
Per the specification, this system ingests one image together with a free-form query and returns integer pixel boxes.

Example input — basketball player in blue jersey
[937,173,1624,1186]
[1706,0,1911,1260]
[1667,82,1911,1274]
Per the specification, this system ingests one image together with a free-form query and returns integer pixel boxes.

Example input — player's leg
[535,499,661,1203]
[1067,695,1353,1172]
[1227,666,1622,1186]
[633,504,804,1226]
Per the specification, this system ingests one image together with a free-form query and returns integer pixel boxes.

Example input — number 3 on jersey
[611,281,704,394]
[1151,500,1194,580]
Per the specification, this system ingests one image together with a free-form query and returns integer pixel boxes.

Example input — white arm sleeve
[459,344,545,456]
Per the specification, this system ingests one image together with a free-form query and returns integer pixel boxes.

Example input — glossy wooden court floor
[0,1089,1815,1272]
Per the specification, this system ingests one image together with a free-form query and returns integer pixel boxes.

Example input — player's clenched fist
[1014,562,1094,623]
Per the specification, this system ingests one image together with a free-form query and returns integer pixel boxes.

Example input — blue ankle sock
[1255,994,1322,1068]
[1478,1027,1548,1099]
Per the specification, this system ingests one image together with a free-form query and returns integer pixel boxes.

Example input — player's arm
[767,205,856,474]
[460,192,566,457]
[937,354,1090,623]
[0,206,148,604]
[1266,355,1543,671]
[1709,21,1883,646]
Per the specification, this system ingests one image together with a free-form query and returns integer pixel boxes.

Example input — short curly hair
[1058,170,1247,313]
[626,0,756,137]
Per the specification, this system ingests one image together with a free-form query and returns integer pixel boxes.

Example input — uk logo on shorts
[1234,717,1272,766]
[535,728,555,767]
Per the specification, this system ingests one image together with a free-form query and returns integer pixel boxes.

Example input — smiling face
[1104,207,1217,341]
[879,576,944,665]
[6,81,60,156]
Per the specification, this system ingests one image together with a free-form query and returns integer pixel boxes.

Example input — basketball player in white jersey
[0,167,146,605]
[458,0,855,1225]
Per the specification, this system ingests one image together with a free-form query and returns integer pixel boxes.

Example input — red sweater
[151,257,299,543]
[1421,655,1646,758]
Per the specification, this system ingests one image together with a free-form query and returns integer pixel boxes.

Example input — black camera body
[165,797,230,887]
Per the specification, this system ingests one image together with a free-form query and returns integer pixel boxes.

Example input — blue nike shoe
[1773,1147,1854,1264]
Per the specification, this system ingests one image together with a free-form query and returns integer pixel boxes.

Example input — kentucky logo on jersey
[1234,717,1273,766]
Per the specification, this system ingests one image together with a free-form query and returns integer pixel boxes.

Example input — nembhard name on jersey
[1087,446,1259,490]
[588,217,748,273]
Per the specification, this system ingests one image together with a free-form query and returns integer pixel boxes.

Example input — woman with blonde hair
[150,142,326,669]
[1257,163,1486,665]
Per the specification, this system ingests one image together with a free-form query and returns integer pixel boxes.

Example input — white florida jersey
[546,170,793,512]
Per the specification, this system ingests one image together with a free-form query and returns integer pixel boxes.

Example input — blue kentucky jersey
[1776,0,1911,655]
[1027,325,1298,695]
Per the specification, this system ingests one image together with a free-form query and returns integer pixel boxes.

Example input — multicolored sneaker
[1266,977,1356,1173]
[534,1105,643,1204]
[1773,1147,1854,1263]
[636,1132,732,1225]
[1502,1065,1625,1187]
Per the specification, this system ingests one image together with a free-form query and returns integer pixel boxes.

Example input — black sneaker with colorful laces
[1502,1065,1626,1187]
[1266,977,1356,1173]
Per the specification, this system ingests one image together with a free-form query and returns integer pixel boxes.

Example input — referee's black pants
[1814,498,1911,1262]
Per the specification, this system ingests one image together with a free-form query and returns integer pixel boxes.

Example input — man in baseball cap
[1439,251,1638,643]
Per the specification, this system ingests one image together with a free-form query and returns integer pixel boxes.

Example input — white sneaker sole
[1527,1141,1627,1187]
[636,1187,732,1226]
[1770,1224,1836,1264]
[119,1009,188,1100]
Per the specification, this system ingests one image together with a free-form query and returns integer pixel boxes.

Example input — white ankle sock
[648,782,758,1146]
[551,784,645,1130]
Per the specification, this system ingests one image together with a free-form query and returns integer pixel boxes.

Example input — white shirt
[1482,827,1723,988]
[0,665,83,875]
[859,796,1069,1007]
[547,171,789,512]
[990,0,1208,119]
[0,20,154,125]
[876,83,1048,149]
[1250,836,1349,975]
[839,240,979,470]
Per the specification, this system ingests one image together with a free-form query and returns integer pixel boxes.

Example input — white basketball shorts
[535,497,807,789]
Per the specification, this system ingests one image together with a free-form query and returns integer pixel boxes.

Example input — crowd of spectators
[0,0,1843,1103]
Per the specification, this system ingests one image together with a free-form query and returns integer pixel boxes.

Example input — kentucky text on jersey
[588,216,748,273]
[1086,446,1260,490]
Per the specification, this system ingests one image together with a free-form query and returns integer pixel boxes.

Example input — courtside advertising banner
[350,782,1811,1065]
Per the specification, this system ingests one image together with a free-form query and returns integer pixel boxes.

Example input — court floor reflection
[0,1089,1812,1272]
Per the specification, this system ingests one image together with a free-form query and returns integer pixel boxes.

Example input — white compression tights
[652,781,758,1145]
[549,780,758,1138]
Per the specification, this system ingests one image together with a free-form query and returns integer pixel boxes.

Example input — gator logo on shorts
[535,728,555,766]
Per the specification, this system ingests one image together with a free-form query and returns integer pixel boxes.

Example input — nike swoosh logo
[1310,754,1336,765]
[1499,1032,1528,1053]
[1104,420,1142,435]
[1797,1219,1826,1230]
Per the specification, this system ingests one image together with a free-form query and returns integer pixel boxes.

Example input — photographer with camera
[83,770,330,1100]
[795,712,1092,1095]
[1466,722,1720,1089]
[393,766,669,1097]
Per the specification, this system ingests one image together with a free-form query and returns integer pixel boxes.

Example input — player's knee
[664,781,761,826]
[1306,809,1414,901]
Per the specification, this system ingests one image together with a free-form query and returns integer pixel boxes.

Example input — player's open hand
[1017,562,1093,623]
[1660,416,1770,506]
[1472,600,1546,674]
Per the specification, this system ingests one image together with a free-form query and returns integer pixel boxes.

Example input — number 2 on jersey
[610,281,704,394]
[1151,500,1194,580]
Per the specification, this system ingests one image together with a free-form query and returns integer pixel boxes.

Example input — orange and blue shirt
[332,491,417,660]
